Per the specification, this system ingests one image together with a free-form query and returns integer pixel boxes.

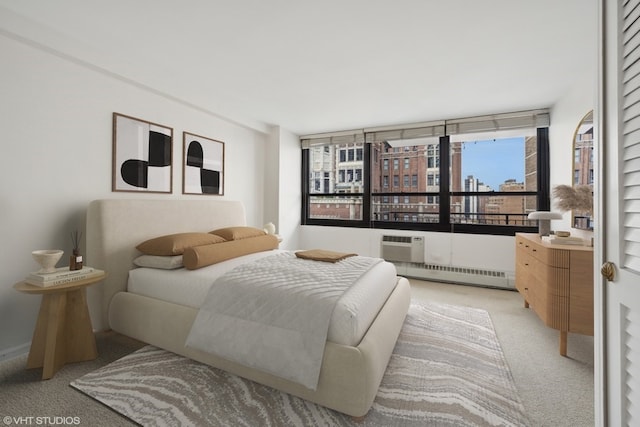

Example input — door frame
[594,0,606,425]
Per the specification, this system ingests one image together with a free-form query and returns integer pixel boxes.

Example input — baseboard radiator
[380,235,515,289]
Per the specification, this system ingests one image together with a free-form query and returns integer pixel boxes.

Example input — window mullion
[363,142,371,226]
[301,148,309,224]
[537,127,551,211]
[440,135,451,227]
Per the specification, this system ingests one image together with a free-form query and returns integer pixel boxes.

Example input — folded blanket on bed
[185,251,382,390]
[294,249,357,263]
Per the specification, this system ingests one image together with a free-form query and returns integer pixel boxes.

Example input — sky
[460,137,524,190]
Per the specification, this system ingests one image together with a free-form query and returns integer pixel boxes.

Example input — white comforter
[185,251,383,390]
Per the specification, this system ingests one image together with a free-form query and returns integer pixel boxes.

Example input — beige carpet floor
[71,302,529,426]
[0,279,594,426]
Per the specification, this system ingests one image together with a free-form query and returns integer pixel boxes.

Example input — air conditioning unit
[381,235,514,290]
[380,235,425,263]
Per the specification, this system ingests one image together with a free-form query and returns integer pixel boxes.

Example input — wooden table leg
[559,331,568,357]
[26,289,97,380]
[27,293,67,379]
[64,288,98,363]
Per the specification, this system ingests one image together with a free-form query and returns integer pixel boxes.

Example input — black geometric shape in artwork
[148,131,171,167]
[200,168,220,194]
[121,159,148,188]
[186,141,204,168]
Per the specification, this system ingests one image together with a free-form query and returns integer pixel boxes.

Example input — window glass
[450,132,537,226]
[307,143,364,220]
[371,138,441,224]
[450,195,537,225]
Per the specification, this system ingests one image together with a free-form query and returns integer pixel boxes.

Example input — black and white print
[112,113,173,193]
[182,132,224,195]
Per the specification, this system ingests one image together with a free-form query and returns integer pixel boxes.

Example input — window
[301,132,366,223]
[301,110,549,234]
[450,133,537,227]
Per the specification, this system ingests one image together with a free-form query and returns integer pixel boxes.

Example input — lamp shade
[527,211,563,220]
[528,211,562,236]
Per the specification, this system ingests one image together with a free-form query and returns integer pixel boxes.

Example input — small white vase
[32,249,64,274]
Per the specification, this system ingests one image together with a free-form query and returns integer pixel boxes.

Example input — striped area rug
[71,302,530,426]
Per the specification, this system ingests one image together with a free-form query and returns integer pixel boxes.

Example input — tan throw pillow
[136,232,226,256]
[210,226,266,241]
[183,234,279,269]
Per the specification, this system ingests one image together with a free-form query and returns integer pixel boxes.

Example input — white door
[599,1,640,425]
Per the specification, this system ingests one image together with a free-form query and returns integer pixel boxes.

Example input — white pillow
[133,255,184,270]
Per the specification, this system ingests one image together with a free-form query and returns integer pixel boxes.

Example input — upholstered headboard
[86,199,246,330]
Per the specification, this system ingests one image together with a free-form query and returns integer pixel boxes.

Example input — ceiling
[0,0,597,135]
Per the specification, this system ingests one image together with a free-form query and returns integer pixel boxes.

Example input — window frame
[301,118,549,236]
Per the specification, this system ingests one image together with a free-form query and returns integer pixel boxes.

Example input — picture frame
[182,132,225,195]
[112,113,173,193]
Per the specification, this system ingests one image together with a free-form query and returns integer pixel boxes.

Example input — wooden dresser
[515,233,594,356]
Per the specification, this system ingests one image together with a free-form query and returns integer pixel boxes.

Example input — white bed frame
[86,199,411,417]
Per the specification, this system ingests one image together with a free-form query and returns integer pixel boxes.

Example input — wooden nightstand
[14,271,107,379]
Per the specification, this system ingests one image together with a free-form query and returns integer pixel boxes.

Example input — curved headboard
[86,199,246,330]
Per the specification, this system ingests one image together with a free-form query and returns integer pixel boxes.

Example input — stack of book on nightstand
[25,266,104,287]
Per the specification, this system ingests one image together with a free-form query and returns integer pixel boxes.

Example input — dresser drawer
[515,235,570,268]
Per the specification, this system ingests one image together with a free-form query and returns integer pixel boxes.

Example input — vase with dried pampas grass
[552,185,593,215]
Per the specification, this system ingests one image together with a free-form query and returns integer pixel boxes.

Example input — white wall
[275,126,303,250]
[0,35,269,358]
[264,125,302,250]
[549,70,597,241]
[299,226,515,272]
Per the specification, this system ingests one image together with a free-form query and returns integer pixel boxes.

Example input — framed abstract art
[112,113,173,193]
[182,132,225,195]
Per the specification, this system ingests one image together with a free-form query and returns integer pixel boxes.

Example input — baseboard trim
[0,342,30,362]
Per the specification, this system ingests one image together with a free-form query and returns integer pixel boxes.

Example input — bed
[86,199,411,417]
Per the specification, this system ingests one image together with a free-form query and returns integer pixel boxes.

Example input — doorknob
[601,262,615,281]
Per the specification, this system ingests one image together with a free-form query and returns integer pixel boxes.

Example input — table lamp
[527,211,562,236]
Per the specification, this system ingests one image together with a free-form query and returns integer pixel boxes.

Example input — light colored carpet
[1,280,593,426]
[71,302,529,427]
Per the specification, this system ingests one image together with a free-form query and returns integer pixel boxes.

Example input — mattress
[127,250,398,346]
